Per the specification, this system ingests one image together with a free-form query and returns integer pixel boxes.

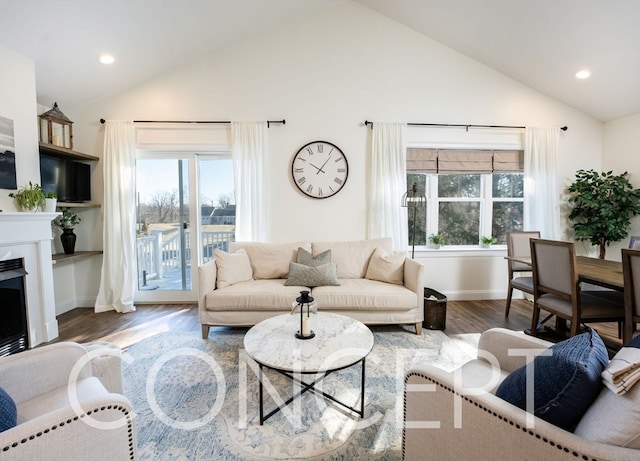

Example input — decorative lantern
[39,102,73,149]
[291,290,317,339]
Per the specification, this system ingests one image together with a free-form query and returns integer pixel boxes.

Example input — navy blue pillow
[624,334,640,349]
[495,328,608,431]
[0,385,17,432]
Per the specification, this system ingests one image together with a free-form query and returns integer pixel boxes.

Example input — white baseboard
[441,290,527,301]
[55,297,97,315]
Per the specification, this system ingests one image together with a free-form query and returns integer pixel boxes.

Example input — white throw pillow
[365,247,405,285]
[214,248,253,289]
[230,241,311,279]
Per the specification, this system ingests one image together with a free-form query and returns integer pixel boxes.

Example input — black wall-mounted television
[40,154,91,203]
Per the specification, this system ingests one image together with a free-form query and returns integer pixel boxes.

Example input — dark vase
[60,228,76,255]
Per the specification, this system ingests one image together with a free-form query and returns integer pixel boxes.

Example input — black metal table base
[258,358,366,425]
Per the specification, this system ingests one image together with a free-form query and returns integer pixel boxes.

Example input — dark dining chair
[505,231,540,317]
[529,239,625,338]
[622,248,640,343]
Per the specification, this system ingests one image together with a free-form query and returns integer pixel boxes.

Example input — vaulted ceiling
[1,0,638,122]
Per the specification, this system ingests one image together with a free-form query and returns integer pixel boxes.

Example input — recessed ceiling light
[98,54,115,65]
[575,69,591,79]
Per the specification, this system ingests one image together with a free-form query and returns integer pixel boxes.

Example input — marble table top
[243,313,374,373]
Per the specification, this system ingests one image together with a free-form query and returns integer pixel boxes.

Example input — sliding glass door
[134,152,234,303]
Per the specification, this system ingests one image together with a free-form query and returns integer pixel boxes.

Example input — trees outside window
[407,172,523,247]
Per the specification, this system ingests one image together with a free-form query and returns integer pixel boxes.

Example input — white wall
[0,44,39,212]
[66,2,611,300]
[601,113,640,261]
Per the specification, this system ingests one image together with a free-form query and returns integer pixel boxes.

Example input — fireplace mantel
[0,211,60,346]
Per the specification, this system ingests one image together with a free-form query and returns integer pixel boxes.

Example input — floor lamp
[401,182,426,259]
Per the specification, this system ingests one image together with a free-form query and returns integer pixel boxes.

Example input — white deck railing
[136,229,234,285]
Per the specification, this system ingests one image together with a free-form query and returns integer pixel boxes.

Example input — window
[407,148,524,247]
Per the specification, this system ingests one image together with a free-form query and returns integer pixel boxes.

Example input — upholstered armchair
[0,342,136,461]
[403,328,640,461]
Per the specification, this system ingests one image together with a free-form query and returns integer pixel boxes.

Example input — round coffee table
[244,312,374,424]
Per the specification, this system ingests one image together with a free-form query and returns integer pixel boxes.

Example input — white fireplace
[0,212,59,347]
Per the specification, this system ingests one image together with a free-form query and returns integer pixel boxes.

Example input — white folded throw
[602,342,640,395]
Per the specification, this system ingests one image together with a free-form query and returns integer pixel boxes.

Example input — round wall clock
[291,141,349,199]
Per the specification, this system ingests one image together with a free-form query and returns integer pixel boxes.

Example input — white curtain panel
[231,122,267,242]
[367,122,408,253]
[524,127,561,240]
[95,121,137,313]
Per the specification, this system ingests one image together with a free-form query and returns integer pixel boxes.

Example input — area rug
[122,327,476,460]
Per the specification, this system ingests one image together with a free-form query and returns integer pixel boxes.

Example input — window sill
[410,245,507,258]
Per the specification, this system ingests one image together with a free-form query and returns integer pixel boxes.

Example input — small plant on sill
[480,236,497,247]
[428,233,446,248]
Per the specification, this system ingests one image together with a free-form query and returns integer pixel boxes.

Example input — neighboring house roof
[212,205,235,217]
[201,206,215,217]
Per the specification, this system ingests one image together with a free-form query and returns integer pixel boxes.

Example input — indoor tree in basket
[52,208,81,254]
[567,169,640,259]
[8,181,45,212]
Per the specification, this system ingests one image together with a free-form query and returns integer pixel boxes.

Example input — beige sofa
[198,238,425,338]
[0,342,136,461]
[403,328,640,461]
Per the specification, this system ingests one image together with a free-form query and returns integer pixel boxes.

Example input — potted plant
[8,181,46,212]
[52,208,81,254]
[428,233,446,249]
[567,169,640,259]
[44,191,57,212]
[480,236,497,248]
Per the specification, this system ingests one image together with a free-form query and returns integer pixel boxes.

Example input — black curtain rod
[99,118,286,128]
[363,120,568,131]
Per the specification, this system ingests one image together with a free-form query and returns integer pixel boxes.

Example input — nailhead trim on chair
[1,404,135,460]
[402,371,598,461]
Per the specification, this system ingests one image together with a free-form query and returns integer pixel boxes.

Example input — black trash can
[423,288,447,330]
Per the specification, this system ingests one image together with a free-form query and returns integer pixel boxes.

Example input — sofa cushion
[574,335,640,448]
[205,279,310,311]
[297,247,331,267]
[495,328,608,431]
[312,278,416,311]
[214,248,253,289]
[312,238,392,279]
[0,385,17,432]
[285,262,340,287]
[365,247,405,285]
[231,241,311,279]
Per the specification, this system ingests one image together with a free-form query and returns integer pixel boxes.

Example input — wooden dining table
[507,254,627,342]
[506,255,624,290]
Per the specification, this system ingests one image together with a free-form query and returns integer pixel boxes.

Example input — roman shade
[406,148,524,173]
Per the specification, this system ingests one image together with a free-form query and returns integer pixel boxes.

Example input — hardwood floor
[52,298,623,351]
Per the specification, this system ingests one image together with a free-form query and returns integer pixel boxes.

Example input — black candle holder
[291,290,317,340]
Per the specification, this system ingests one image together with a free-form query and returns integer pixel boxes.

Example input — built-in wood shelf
[39,142,99,161]
[57,202,101,208]
[52,250,103,265]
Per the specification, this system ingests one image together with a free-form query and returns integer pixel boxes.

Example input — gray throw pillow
[297,247,332,267]
[285,262,340,287]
